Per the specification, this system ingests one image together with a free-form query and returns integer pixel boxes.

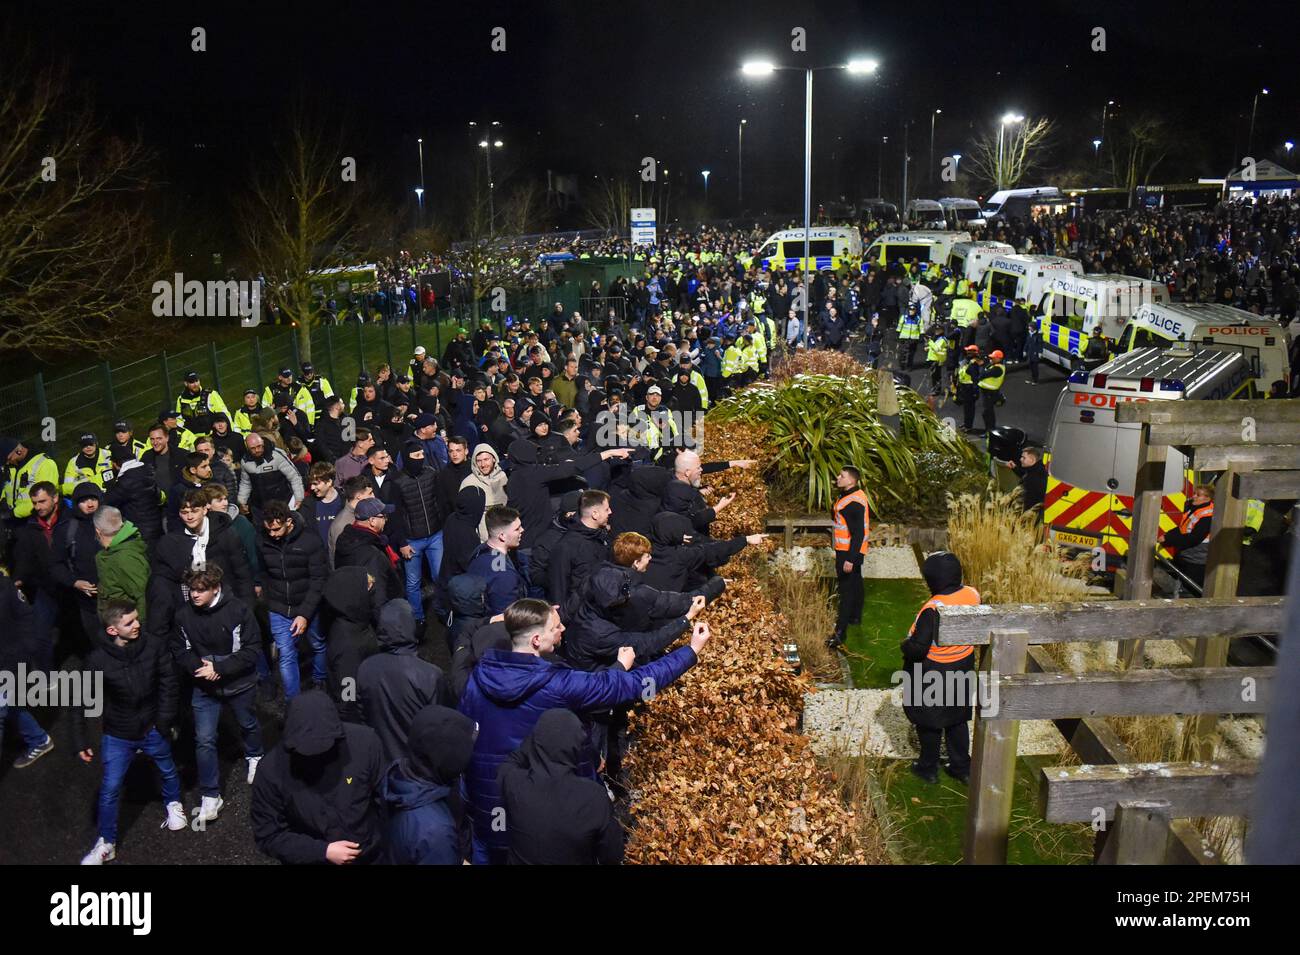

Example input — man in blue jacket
[381,704,476,864]
[459,597,709,864]
[466,506,529,617]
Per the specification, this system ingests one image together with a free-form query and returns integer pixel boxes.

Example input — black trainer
[910,761,939,784]
[826,632,845,650]
[944,763,970,785]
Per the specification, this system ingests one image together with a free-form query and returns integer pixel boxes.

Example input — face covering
[404,455,426,476]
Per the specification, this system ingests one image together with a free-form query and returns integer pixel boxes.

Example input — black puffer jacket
[392,465,443,540]
[105,460,163,547]
[660,477,717,536]
[357,599,447,764]
[73,628,178,751]
[528,491,582,591]
[505,438,603,544]
[562,563,690,671]
[642,511,746,593]
[50,483,104,611]
[251,689,386,865]
[609,465,672,539]
[171,589,263,697]
[438,486,486,585]
[150,510,254,639]
[256,517,328,620]
[547,521,611,611]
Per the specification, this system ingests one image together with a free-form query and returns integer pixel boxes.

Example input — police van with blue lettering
[753,226,863,274]
[1116,302,1291,391]
[947,240,1015,284]
[1034,273,1170,370]
[863,230,972,270]
[978,253,1082,313]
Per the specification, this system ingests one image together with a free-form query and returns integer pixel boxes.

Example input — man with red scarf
[333,498,403,605]
[10,481,71,670]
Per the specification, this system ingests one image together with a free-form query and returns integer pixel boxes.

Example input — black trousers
[916,722,970,774]
[960,388,979,429]
[834,555,864,636]
[981,389,1000,432]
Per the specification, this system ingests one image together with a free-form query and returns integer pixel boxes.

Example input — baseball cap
[80,433,97,446]
[301,362,314,374]
[278,367,293,378]
[964,345,980,354]
[244,388,258,397]
[184,370,200,383]
[159,407,179,420]
[354,498,395,520]
[646,385,663,396]
[414,346,427,356]
[113,421,130,432]
[989,350,1005,361]
[396,373,411,384]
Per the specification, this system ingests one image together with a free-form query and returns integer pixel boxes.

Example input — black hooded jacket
[660,477,717,536]
[562,563,690,671]
[438,486,486,585]
[73,627,178,751]
[334,523,402,606]
[547,520,611,610]
[150,510,253,640]
[528,490,582,591]
[251,690,386,865]
[357,600,447,764]
[498,709,624,865]
[608,465,672,539]
[505,438,604,544]
[899,552,977,730]
[642,511,747,592]
[50,483,104,610]
[105,460,163,546]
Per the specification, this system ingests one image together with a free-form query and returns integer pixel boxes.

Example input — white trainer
[247,755,262,784]
[197,795,224,823]
[80,838,116,865]
[162,801,187,831]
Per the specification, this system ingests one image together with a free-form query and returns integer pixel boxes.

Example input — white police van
[1116,302,1291,390]
[754,226,863,273]
[1035,273,1170,370]
[947,240,1015,284]
[977,253,1082,313]
[863,230,972,270]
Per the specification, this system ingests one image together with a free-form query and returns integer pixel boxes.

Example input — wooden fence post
[1098,800,1173,865]
[251,337,264,390]
[963,628,1029,864]
[325,323,337,386]
[1119,422,1167,666]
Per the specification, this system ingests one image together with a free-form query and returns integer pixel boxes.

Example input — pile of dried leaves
[623,414,870,863]
[770,348,867,384]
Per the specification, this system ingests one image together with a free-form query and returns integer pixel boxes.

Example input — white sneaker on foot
[81,838,116,865]
[246,755,262,784]
[162,801,187,831]
[197,795,224,823]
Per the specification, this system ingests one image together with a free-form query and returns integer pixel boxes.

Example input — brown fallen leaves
[623,415,869,864]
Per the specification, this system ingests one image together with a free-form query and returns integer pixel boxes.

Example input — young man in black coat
[106,459,164,553]
[642,511,761,593]
[75,600,185,865]
[171,565,264,824]
[505,438,630,546]
[256,500,329,699]
[498,709,624,865]
[320,566,379,723]
[251,689,385,865]
[50,482,105,659]
[547,490,613,612]
[357,599,448,764]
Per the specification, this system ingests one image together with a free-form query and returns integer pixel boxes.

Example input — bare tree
[238,108,365,360]
[963,117,1056,192]
[1107,114,1175,198]
[0,57,162,356]
[584,175,633,234]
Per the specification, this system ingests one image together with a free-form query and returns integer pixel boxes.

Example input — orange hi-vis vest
[909,586,981,664]
[1179,501,1214,535]
[832,488,870,554]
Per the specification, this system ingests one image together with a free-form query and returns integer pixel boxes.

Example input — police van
[939,197,986,229]
[981,186,1063,222]
[947,240,1015,284]
[1035,273,1171,370]
[904,200,947,229]
[978,253,1083,313]
[863,230,972,270]
[1116,302,1291,390]
[1043,346,1257,562]
[754,226,863,274]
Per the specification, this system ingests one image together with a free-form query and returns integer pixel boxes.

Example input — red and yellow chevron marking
[1044,475,1187,558]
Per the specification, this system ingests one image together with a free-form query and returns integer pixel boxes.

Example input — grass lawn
[842,576,933,688]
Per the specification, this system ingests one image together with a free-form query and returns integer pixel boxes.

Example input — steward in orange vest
[827,467,870,649]
[899,551,980,784]
[1158,483,1214,593]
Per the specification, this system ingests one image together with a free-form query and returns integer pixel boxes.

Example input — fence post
[963,628,1029,865]
[355,321,365,374]
[325,323,337,386]
[33,372,50,444]
[208,341,222,395]
[383,321,394,371]
[101,362,118,424]
[433,318,442,359]
[159,351,172,406]
[252,337,264,390]
[290,327,301,369]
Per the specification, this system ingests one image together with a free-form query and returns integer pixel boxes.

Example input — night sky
[13,1,1296,230]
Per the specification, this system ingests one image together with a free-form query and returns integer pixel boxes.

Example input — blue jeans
[191,688,262,798]
[0,699,48,750]
[97,729,181,843]
[403,531,444,622]
[267,611,325,698]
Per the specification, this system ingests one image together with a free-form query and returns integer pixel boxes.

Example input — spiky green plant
[710,373,980,516]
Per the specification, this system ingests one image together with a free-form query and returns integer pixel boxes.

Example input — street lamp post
[702,169,710,206]
[470,121,502,231]
[878,136,888,201]
[1099,100,1114,150]
[742,57,878,347]
[738,119,747,207]
[1286,141,1295,156]
[1248,88,1269,155]
[997,112,1024,191]
[929,109,941,189]
[952,153,961,180]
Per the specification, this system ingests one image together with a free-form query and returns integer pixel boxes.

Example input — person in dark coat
[642,511,758,593]
[251,690,385,865]
[660,451,756,538]
[562,562,701,671]
[608,465,672,539]
[333,498,403,605]
[256,500,329,699]
[105,460,163,552]
[0,574,54,768]
[465,506,530,617]
[505,438,630,545]
[438,485,487,588]
[1000,446,1048,516]
[546,490,612,611]
[458,598,707,864]
[319,566,379,723]
[448,611,509,703]
[381,704,477,865]
[313,397,349,464]
[899,552,980,785]
[357,599,447,764]
[50,481,105,656]
[527,490,582,594]
[498,709,624,865]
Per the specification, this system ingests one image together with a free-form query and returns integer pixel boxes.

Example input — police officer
[1,436,60,522]
[107,421,147,470]
[232,389,264,434]
[956,346,981,432]
[159,408,198,454]
[897,301,922,370]
[978,349,1007,435]
[175,371,230,434]
[261,367,300,412]
[827,465,869,650]
[720,334,744,395]
[62,434,115,494]
[296,362,334,424]
[924,327,950,406]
